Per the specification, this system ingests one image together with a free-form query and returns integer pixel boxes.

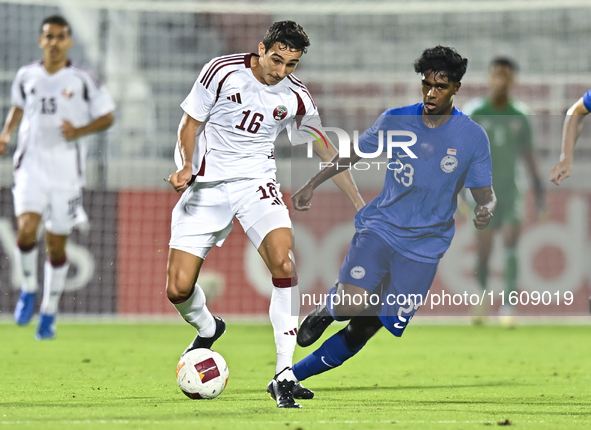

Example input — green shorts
[488,192,523,229]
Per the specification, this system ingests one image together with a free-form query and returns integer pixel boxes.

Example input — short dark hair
[490,56,518,72]
[40,15,71,36]
[414,46,468,83]
[262,20,310,54]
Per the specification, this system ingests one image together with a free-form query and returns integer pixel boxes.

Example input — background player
[280,46,496,403]
[0,15,115,340]
[463,57,545,326]
[550,89,591,185]
[165,21,364,408]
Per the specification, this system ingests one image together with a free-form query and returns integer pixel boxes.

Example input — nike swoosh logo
[396,152,410,158]
[394,323,405,329]
[320,356,334,368]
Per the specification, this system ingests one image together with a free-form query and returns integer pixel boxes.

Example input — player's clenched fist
[473,205,493,230]
[61,120,79,141]
[292,183,314,211]
[168,166,193,193]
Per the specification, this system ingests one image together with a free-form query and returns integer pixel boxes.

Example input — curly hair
[414,46,468,82]
[262,20,310,54]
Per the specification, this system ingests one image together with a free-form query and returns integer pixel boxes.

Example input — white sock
[15,245,39,293]
[173,284,216,338]
[269,284,300,375]
[40,260,70,315]
[276,367,297,382]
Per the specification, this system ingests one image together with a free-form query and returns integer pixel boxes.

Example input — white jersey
[11,60,115,188]
[180,53,321,182]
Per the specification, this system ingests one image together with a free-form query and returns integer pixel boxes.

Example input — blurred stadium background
[1,0,590,319]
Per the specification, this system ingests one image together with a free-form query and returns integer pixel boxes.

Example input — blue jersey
[583,89,591,111]
[354,103,492,263]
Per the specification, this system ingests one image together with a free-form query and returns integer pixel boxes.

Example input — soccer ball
[176,349,229,399]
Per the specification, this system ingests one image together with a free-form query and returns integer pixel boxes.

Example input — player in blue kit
[269,46,497,406]
[550,88,591,185]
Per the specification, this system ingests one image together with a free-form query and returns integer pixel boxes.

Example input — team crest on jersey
[350,266,366,279]
[273,105,288,120]
[61,87,74,99]
[440,155,458,173]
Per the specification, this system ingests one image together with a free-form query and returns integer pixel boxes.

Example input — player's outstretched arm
[312,138,365,211]
[168,113,202,193]
[470,185,497,230]
[550,98,589,186]
[0,106,23,155]
[61,112,114,141]
[292,141,361,211]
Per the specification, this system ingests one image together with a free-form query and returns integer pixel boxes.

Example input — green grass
[1,320,591,429]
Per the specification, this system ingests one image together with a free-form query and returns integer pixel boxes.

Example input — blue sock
[292,328,365,381]
[325,286,348,322]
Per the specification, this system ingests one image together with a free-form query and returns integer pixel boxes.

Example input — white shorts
[12,169,88,236]
[169,178,291,259]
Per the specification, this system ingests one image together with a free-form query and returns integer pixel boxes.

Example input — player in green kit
[463,57,545,326]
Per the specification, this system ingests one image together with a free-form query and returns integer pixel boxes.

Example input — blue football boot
[35,314,56,340]
[14,291,37,326]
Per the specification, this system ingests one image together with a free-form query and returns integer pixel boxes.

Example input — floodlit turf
[1,320,590,429]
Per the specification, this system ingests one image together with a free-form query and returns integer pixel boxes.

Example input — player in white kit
[166,21,364,408]
[0,16,115,340]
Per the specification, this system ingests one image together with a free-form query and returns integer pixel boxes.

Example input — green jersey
[463,98,533,201]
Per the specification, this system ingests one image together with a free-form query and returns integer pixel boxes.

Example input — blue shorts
[338,230,439,337]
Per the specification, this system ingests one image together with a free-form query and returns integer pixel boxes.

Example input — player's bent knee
[348,316,383,343]
[268,255,292,279]
[166,283,193,303]
[333,302,366,319]
[17,228,37,245]
[166,270,196,302]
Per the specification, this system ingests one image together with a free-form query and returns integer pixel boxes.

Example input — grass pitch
[1,320,590,429]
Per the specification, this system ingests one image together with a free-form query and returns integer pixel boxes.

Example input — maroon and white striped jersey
[179,53,321,182]
[10,61,115,188]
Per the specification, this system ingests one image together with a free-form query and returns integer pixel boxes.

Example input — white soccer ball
[176,349,229,399]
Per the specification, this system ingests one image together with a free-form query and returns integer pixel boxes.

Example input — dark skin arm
[311,139,365,211]
[470,185,497,229]
[292,140,361,211]
[293,140,497,231]
[522,148,545,217]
